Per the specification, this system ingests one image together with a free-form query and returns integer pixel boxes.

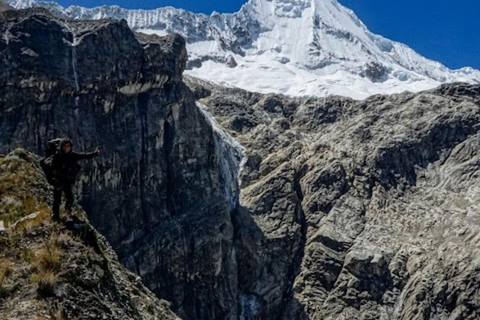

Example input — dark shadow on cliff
[231,205,311,320]
[108,192,311,320]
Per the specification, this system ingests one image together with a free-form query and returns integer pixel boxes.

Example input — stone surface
[0,8,239,320]
[0,1,12,12]
[188,77,480,319]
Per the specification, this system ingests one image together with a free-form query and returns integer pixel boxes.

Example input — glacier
[7,0,480,99]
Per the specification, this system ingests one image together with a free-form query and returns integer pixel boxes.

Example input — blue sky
[56,0,480,70]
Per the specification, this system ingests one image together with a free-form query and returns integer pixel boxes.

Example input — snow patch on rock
[197,102,246,210]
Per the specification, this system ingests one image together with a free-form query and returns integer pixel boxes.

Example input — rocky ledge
[0,149,179,320]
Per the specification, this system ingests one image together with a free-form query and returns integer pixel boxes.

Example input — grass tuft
[31,233,63,277]
[50,308,66,320]
[32,270,57,297]
[55,232,71,249]
[13,209,51,235]
[0,260,14,288]
[35,247,60,272]
[32,234,62,296]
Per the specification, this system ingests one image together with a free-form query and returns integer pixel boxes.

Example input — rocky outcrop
[0,149,179,320]
[188,77,480,319]
[0,8,240,319]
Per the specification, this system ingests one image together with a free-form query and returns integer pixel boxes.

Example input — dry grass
[32,269,57,296]
[55,232,71,249]
[0,260,14,287]
[33,234,61,273]
[0,167,39,195]
[1,196,39,227]
[32,235,62,296]
[0,151,65,301]
[21,247,35,263]
[13,209,51,235]
[0,151,49,227]
[36,308,66,320]
[49,309,66,320]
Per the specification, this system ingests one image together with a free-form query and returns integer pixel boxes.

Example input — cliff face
[0,8,240,319]
[188,78,480,320]
[2,6,480,320]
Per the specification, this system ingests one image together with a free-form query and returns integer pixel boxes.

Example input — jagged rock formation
[2,6,480,320]
[187,77,480,319]
[5,0,480,99]
[0,149,179,320]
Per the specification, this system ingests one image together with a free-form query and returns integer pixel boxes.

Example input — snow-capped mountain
[7,0,480,99]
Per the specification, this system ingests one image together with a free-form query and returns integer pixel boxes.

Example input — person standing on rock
[49,138,100,221]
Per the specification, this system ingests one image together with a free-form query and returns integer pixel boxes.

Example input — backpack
[40,138,62,185]
[61,161,81,182]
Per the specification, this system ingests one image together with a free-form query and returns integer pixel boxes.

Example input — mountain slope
[188,78,480,319]
[2,5,480,320]
[6,0,480,99]
[0,149,179,320]
[0,7,244,319]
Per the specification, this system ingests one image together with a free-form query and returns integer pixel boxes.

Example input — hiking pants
[52,183,74,219]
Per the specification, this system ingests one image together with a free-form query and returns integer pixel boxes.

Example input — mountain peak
[5,0,480,99]
[246,0,312,18]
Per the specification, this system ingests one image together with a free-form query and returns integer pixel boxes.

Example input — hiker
[48,138,100,221]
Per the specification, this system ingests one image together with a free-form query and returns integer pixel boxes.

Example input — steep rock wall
[0,8,241,319]
[188,77,480,320]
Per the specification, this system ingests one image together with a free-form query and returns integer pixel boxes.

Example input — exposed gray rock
[226,55,237,68]
[188,77,480,320]
[0,9,239,320]
[361,62,390,82]
[0,0,12,12]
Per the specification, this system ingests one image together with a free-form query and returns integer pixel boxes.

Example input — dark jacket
[52,151,97,184]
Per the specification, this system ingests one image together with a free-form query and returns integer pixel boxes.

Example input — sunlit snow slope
[8,0,480,99]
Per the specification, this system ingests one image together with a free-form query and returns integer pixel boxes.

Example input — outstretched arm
[72,148,100,161]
